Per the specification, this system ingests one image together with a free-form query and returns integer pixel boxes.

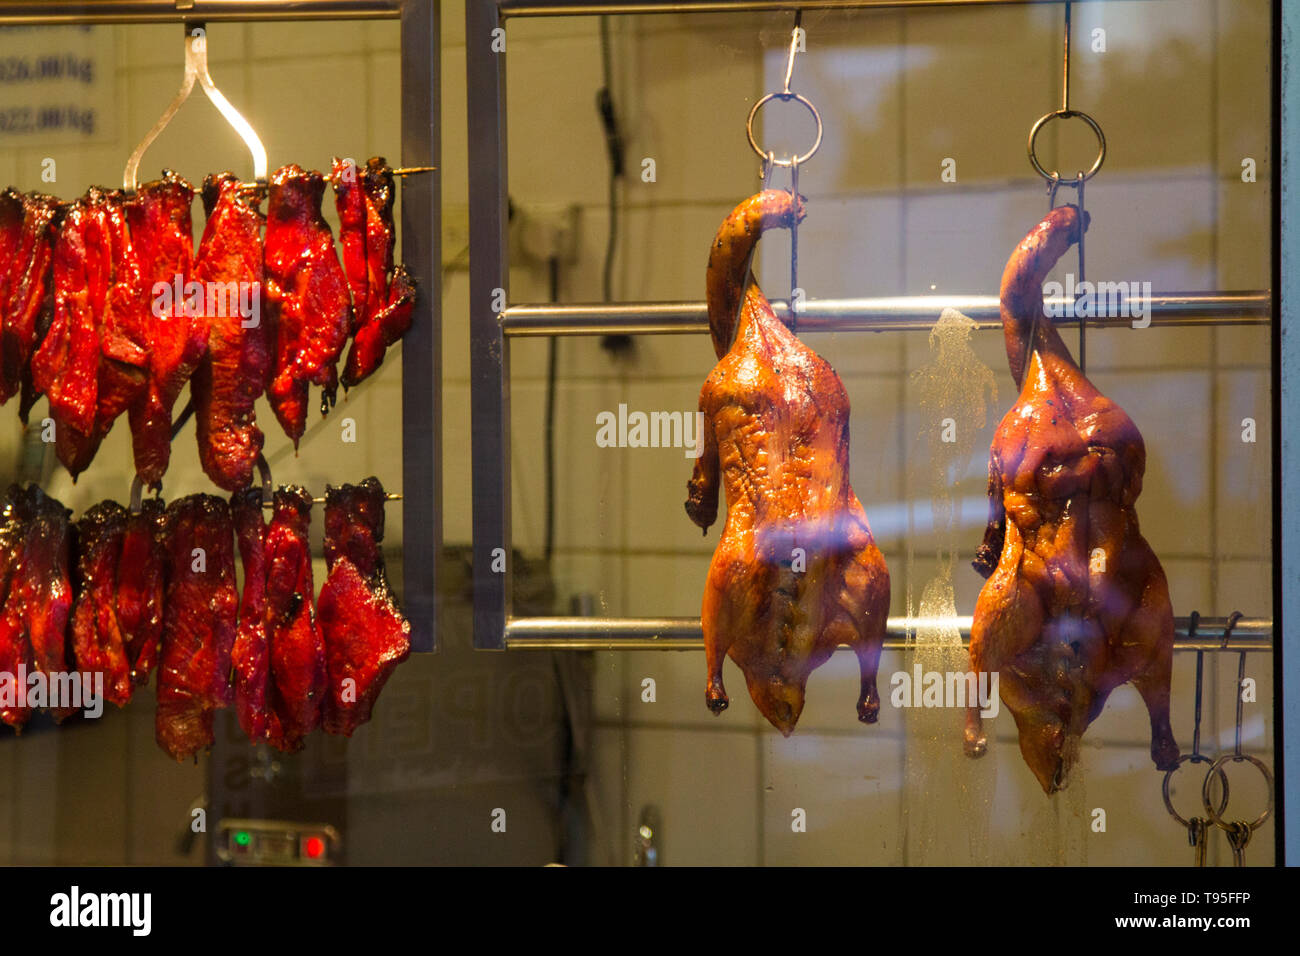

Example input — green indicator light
[234,831,251,847]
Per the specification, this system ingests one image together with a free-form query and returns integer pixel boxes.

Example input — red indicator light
[304,836,326,860]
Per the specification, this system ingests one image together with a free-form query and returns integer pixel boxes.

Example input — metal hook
[789,155,800,331]
[129,474,145,517]
[124,23,268,194]
[1026,2,1105,187]
[1162,610,1231,828]
[746,11,822,169]
[255,453,273,508]
[1076,168,1086,372]
[782,10,803,96]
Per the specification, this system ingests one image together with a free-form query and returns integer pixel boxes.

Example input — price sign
[0,25,116,143]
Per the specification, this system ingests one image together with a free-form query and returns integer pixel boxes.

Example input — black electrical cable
[597,15,633,357]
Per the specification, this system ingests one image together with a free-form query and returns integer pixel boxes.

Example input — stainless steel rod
[500,0,1129,18]
[504,615,1273,651]
[0,1,398,24]
[502,291,1271,336]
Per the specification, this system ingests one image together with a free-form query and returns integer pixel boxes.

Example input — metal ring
[747,91,823,168]
[1027,108,1106,184]
[1202,753,1273,832]
[1163,753,1228,829]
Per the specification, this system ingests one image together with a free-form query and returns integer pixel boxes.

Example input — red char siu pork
[156,494,237,761]
[264,164,351,447]
[330,157,417,388]
[264,485,326,752]
[317,476,410,735]
[230,487,272,743]
[125,170,206,488]
[70,501,133,707]
[117,498,166,684]
[0,486,34,730]
[0,191,62,416]
[31,187,150,478]
[3,486,76,722]
[192,173,271,491]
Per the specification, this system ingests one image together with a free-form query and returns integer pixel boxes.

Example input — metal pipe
[501,291,1271,337]
[399,0,440,653]
[499,0,1129,18]
[504,615,1274,652]
[0,1,397,23]
[468,0,513,651]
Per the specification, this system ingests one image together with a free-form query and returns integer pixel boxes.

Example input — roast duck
[686,190,891,735]
[0,157,417,487]
[967,205,1179,793]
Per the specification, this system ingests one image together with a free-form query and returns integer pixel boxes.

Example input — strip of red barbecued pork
[31,187,150,478]
[264,164,351,447]
[318,476,410,735]
[125,170,206,488]
[70,501,133,707]
[0,485,33,730]
[230,487,272,743]
[4,192,63,421]
[8,485,76,721]
[264,485,326,752]
[192,172,270,492]
[116,497,166,685]
[155,494,237,761]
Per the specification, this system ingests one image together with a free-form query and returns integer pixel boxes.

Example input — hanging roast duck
[685,189,891,735]
[966,204,1179,793]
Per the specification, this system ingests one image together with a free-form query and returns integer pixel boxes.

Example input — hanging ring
[1202,753,1273,833]
[747,91,823,168]
[1162,753,1228,829]
[1027,108,1106,185]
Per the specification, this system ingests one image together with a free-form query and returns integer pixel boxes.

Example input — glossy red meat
[31,187,150,478]
[192,173,270,491]
[0,192,62,419]
[0,486,33,730]
[7,485,75,721]
[264,485,325,752]
[321,476,386,582]
[264,164,351,446]
[116,498,166,684]
[156,494,238,761]
[125,170,204,488]
[333,157,418,388]
[230,488,272,743]
[70,500,133,707]
[319,477,410,735]
[331,157,368,335]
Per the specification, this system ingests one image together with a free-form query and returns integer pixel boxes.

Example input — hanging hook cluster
[1027,1,1104,371]
[744,11,819,331]
[1162,611,1274,866]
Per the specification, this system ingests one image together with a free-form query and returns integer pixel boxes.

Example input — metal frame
[0,0,440,653]
[468,0,1277,655]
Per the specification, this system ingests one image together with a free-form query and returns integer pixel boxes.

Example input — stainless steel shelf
[504,615,1273,652]
[501,291,1270,337]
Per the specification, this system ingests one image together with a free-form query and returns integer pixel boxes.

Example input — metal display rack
[466,0,1278,658]
[0,0,442,652]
